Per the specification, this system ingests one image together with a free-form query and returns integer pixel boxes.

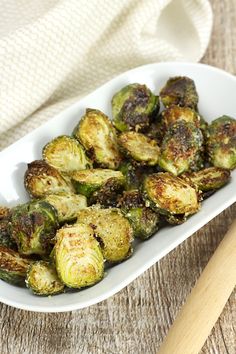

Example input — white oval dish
[0,62,236,312]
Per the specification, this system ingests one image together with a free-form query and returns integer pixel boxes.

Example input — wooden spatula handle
[158,219,236,354]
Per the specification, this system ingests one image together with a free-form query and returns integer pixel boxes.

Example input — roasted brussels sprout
[206,116,236,169]
[0,246,31,285]
[73,109,122,169]
[43,135,92,174]
[112,83,159,132]
[44,193,87,224]
[158,121,204,175]
[160,76,198,109]
[71,168,125,204]
[77,207,133,263]
[118,132,160,166]
[55,223,104,288]
[124,207,159,240]
[161,106,201,133]
[143,172,200,217]
[26,261,65,295]
[118,190,159,240]
[24,160,74,198]
[10,201,59,256]
[183,167,231,191]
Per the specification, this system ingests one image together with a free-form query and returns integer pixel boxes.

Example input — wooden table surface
[0,1,236,353]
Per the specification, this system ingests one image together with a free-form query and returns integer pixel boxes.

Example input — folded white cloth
[0,0,212,150]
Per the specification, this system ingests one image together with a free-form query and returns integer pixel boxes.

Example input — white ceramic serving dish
[0,62,235,312]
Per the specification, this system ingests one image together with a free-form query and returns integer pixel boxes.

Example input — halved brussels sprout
[124,207,159,240]
[43,135,92,173]
[119,190,159,240]
[26,261,65,296]
[160,76,198,109]
[44,193,87,224]
[118,132,160,166]
[158,121,204,175]
[10,201,59,256]
[55,223,104,288]
[161,106,201,133]
[77,207,133,263]
[24,160,74,198]
[143,172,200,217]
[0,246,31,285]
[73,109,122,169]
[206,116,236,169]
[112,83,159,132]
[71,169,125,203]
[183,167,231,191]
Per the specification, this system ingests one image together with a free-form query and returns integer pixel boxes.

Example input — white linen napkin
[0,0,212,150]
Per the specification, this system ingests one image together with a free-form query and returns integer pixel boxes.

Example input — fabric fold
[0,0,213,150]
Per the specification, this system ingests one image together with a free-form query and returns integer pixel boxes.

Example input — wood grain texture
[0,1,236,353]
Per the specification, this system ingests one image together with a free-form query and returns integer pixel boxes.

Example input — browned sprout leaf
[112,83,160,132]
[0,246,31,285]
[77,207,133,263]
[118,131,160,166]
[158,120,204,175]
[143,172,200,218]
[160,76,198,109]
[73,109,122,169]
[24,160,74,198]
[183,167,231,191]
[206,116,236,169]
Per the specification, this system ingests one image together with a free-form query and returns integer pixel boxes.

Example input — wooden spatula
[158,219,236,354]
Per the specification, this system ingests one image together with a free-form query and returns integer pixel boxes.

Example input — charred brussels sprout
[112,83,159,132]
[77,207,133,263]
[158,121,204,175]
[118,191,159,240]
[73,109,122,169]
[55,223,104,288]
[24,160,74,198]
[160,76,198,109]
[143,173,200,217]
[10,201,59,256]
[118,132,160,166]
[26,261,65,295]
[0,246,31,285]
[161,106,201,134]
[125,207,159,240]
[44,193,87,224]
[183,167,231,191]
[206,116,236,169]
[71,169,125,205]
[43,135,91,174]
